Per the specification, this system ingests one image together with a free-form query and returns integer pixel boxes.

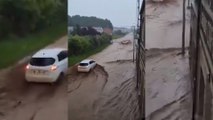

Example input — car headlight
[50,65,57,71]
[26,64,30,70]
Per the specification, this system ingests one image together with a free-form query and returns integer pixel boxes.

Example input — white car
[77,59,96,72]
[25,48,68,83]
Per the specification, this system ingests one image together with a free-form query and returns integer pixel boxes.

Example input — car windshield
[30,58,55,66]
[79,63,88,66]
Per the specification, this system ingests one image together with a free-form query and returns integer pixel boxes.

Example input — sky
[68,0,137,27]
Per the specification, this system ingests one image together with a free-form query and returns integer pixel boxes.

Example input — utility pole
[133,26,135,62]
[182,0,186,55]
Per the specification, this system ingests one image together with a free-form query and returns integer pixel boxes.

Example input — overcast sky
[68,0,137,27]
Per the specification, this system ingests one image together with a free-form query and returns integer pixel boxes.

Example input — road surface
[146,0,190,49]
[0,36,68,120]
[145,0,192,119]
[68,33,141,120]
[145,49,192,120]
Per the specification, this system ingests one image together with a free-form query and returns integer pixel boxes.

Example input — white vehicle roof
[32,48,67,58]
[80,59,94,63]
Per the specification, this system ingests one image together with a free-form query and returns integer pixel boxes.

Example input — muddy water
[146,0,190,49]
[145,0,192,119]
[68,33,141,120]
[0,36,68,120]
[146,49,192,120]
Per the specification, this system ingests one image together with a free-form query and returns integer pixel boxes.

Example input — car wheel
[55,72,64,83]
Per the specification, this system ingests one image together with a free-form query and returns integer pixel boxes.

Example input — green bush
[98,33,111,44]
[69,34,111,56]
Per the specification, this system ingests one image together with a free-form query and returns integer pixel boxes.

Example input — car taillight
[26,65,30,70]
[50,65,57,71]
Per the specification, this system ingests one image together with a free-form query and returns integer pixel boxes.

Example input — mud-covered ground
[0,36,68,120]
[145,0,192,119]
[146,49,192,120]
[68,33,141,120]
[146,0,190,49]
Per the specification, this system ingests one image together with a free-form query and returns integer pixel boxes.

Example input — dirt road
[68,33,141,120]
[0,36,68,120]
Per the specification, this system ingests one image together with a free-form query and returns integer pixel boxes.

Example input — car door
[57,50,68,74]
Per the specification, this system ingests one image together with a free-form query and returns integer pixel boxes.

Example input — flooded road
[145,49,192,120]
[0,36,68,120]
[145,0,192,119]
[146,0,190,49]
[68,33,141,120]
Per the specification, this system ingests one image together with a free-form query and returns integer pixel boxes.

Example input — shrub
[69,34,112,56]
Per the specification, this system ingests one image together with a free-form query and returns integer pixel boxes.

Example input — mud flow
[145,0,192,119]
[0,36,68,120]
[68,33,142,120]
[146,49,192,120]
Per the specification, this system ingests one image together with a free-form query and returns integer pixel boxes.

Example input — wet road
[145,0,192,119]
[68,33,141,120]
[0,36,68,120]
[146,49,192,120]
[146,0,190,49]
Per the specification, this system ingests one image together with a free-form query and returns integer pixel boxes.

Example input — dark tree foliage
[68,15,113,30]
[72,25,101,36]
[0,0,66,39]
[113,30,126,36]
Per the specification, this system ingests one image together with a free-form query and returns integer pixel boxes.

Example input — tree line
[68,15,113,29]
[0,0,66,39]
[71,25,101,36]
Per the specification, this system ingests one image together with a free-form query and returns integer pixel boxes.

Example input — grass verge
[69,44,109,66]
[0,23,66,69]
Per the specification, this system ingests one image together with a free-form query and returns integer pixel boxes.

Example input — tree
[71,26,101,36]
[68,15,113,30]
[0,0,66,38]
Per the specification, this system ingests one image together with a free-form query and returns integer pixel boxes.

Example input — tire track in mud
[147,91,191,120]
[91,59,139,120]
[5,62,61,100]
[68,64,108,93]
[68,59,140,120]
[146,49,192,120]
[94,65,109,91]
[68,34,139,120]
[0,62,67,120]
[93,77,140,120]
[105,59,133,64]
[68,64,109,120]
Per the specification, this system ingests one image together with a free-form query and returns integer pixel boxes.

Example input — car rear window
[30,58,55,66]
[79,63,88,66]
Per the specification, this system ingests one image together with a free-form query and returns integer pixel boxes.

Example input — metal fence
[136,0,146,119]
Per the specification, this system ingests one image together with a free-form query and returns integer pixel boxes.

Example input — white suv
[25,48,68,83]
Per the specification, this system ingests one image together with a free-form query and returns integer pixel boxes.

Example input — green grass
[0,23,66,69]
[69,44,109,66]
